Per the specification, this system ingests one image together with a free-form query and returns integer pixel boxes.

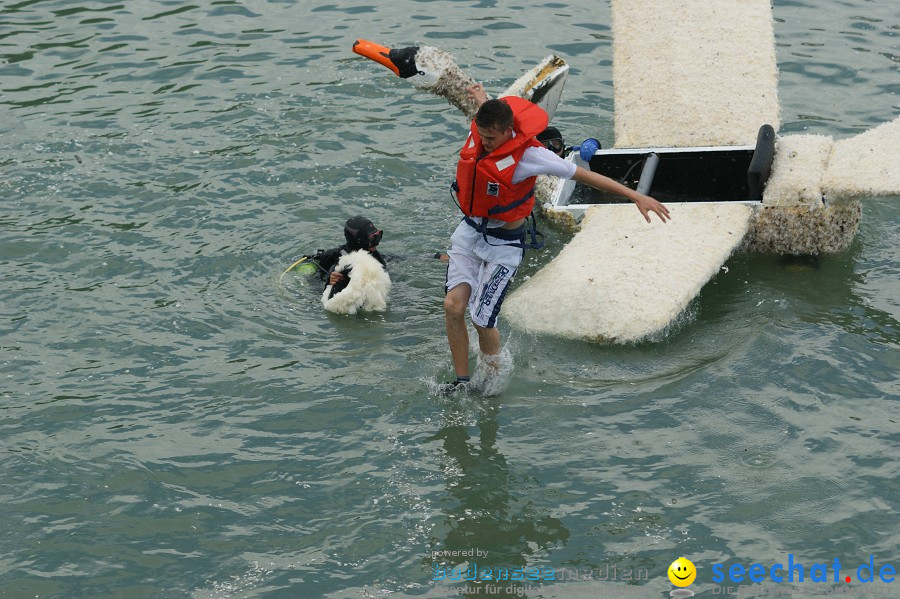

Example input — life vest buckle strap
[525,213,545,250]
[450,181,463,213]
[462,213,544,251]
[486,186,535,216]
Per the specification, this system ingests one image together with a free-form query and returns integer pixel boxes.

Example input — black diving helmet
[344,216,383,251]
[536,127,565,156]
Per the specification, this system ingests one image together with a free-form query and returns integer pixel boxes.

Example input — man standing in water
[441,85,670,394]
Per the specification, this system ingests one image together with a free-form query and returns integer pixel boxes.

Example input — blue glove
[577,138,600,161]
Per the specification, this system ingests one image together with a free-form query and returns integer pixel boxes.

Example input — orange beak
[352,39,420,79]
[352,39,399,76]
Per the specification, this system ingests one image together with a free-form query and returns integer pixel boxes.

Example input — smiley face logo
[668,557,696,587]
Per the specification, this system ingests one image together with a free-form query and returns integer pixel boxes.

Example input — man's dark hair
[474,99,514,131]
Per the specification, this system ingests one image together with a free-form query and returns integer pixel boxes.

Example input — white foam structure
[504,203,752,343]
[741,117,900,254]
[321,251,391,314]
[745,134,861,254]
[523,0,896,340]
[763,135,835,207]
[509,0,772,342]
[611,0,780,148]
[824,116,900,202]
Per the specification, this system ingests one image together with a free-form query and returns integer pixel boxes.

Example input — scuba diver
[280,215,390,315]
[536,126,566,157]
[309,216,386,288]
[537,126,602,159]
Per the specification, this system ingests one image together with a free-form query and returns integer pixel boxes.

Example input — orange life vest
[454,96,549,221]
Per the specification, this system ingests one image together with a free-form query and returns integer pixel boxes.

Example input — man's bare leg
[474,324,500,357]
[444,284,472,378]
[474,324,502,375]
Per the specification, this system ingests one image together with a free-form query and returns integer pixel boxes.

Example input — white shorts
[445,218,525,328]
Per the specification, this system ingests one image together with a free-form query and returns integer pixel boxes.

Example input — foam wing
[610,0,780,148]
[504,203,752,342]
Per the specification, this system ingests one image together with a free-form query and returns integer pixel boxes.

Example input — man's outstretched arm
[573,166,670,223]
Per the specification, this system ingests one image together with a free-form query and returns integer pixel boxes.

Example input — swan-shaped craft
[353,0,898,342]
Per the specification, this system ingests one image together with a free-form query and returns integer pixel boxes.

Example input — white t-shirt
[512,145,577,183]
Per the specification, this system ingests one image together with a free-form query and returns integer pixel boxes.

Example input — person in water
[536,126,566,157]
[312,216,386,288]
[440,84,670,394]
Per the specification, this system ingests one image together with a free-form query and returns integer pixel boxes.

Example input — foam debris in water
[503,203,753,343]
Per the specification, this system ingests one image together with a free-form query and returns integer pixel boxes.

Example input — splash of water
[470,346,514,397]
